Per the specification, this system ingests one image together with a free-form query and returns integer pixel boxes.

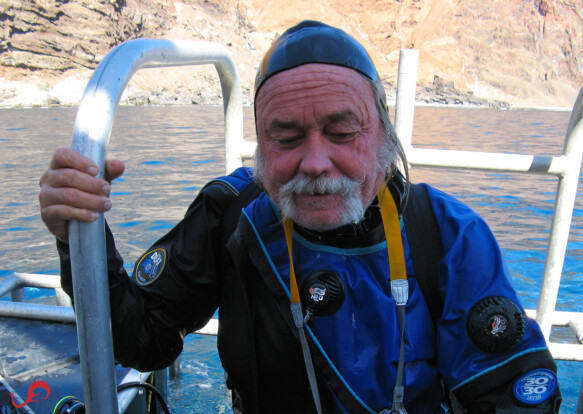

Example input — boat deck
[0,315,163,413]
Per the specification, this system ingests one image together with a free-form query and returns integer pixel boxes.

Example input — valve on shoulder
[300,270,345,323]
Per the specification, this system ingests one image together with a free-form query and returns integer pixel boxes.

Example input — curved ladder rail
[67,39,248,413]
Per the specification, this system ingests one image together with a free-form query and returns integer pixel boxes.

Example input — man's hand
[39,147,125,243]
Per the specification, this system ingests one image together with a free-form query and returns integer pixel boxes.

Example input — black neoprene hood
[254,20,383,99]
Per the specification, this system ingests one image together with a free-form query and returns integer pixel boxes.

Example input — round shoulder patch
[466,296,525,353]
[513,369,557,405]
[135,248,167,286]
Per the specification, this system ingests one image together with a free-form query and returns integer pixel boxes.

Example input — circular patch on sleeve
[466,296,525,353]
[513,369,557,405]
[135,248,167,286]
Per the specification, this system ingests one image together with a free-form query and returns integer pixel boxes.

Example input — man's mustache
[279,175,365,197]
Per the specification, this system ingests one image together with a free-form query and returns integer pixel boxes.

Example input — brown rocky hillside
[0,0,581,109]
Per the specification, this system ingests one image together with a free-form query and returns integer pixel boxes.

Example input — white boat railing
[0,43,581,411]
[394,50,583,364]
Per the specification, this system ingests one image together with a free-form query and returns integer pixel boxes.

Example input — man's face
[255,63,388,231]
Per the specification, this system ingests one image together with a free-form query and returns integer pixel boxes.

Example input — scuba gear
[466,295,525,353]
[56,166,560,412]
[284,218,323,414]
[300,270,346,323]
[378,183,409,414]
[283,182,410,413]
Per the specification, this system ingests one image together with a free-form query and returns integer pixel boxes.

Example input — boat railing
[393,50,583,365]
[0,272,73,320]
[0,272,168,412]
[0,41,581,411]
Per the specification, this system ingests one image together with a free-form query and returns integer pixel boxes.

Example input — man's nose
[299,134,334,176]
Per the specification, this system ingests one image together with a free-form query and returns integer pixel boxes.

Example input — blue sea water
[0,105,581,412]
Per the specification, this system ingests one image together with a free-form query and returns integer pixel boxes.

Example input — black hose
[117,381,171,414]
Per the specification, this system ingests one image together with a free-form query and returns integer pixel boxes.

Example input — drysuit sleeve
[452,349,561,413]
[58,178,242,372]
[424,185,562,413]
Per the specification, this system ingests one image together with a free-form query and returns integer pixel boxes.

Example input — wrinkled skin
[38,147,124,242]
[255,63,387,231]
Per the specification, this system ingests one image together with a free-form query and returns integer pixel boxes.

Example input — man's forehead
[256,64,373,106]
[255,64,377,130]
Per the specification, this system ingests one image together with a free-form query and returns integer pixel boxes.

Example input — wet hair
[366,77,410,187]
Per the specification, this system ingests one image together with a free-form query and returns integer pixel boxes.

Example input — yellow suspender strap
[283,183,408,304]
[377,183,407,282]
[283,218,301,304]
[282,183,409,412]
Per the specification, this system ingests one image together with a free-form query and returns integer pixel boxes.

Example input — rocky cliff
[0,0,581,108]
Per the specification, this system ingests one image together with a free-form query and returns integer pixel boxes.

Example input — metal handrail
[394,51,583,350]
[67,38,247,414]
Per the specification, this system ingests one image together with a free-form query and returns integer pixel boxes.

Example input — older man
[39,21,560,413]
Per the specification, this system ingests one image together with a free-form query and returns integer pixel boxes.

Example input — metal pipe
[117,370,151,413]
[0,275,18,297]
[409,149,568,176]
[195,318,219,335]
[0,374,35,414]
[394,49,419,149]
[69,215,119,412]
[14,272,62,289]
[11,287,25,302]
[67,38,244,414]
[0,301,76,323]
[169,357,182,379]
[570,318,583,344]
[525,308,583,327]
[213,60,246,174]
[536,86,583,339]
[55,288,72,307]
[547,343,583,361]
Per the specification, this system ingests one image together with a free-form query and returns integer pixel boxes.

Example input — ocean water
[0,105,581,412]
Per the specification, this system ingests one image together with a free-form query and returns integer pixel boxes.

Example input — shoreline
[0,77,575,113]
[0,100,573,112]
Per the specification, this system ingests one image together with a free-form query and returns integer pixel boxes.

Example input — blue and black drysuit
[58,167,561,413]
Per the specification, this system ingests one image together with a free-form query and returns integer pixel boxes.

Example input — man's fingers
[40,185,112,212]
[41,166,111,197]
[41,204,100,224]
[40,148,123,242]
[49,148,125,184]
[105,159,125,183]
[50,147,100,176]
[40,204,101,243]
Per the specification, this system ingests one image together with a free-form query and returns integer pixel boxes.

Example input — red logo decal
[10,380,51,408]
